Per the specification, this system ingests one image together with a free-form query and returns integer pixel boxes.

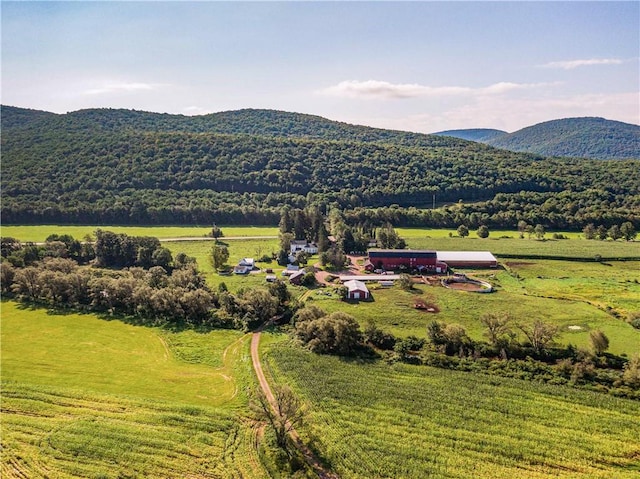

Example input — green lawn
[165,238,283,292]
[398,227,582,240]
[265,342,640,479]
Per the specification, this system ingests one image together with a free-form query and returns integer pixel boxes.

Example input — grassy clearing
[503,260,640,313]
[398,227,582,240]
[309,278,639,355]
[0,301,248,408]
[265,342,640,479]
[0,225,278,242]
[165,238,282,292]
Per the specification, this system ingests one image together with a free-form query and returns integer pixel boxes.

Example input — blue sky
[2,1,638,132]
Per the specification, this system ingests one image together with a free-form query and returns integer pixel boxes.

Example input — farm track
[250,328,339,479]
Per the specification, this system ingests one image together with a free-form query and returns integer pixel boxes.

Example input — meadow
[0,225,278,242]
[1,301,269,478]
[405,233,640,259]
[265,341,640,479]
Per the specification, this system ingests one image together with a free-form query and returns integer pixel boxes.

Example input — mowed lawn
[165,238,282,292]
[1,301,268,478]
[266,342,640,479]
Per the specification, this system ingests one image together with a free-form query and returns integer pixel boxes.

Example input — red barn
[367,249,448,273]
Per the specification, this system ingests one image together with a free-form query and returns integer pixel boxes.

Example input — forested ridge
[434,128,507,142]
[2,106,639,229]
[486,117,640,160]
[435,117,640,160]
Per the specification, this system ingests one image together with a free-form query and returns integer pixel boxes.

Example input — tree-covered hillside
[433,128,507,142]
[1,105,464,149]
[2,106,639,228]
[486,117,640,160]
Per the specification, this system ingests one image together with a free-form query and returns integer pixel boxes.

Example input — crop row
[265,342,640,479]
[1,381,257,479]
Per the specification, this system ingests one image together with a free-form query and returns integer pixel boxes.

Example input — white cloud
[334,91,639,133]
[83,81,167,96]
[318,80,550,99]
[541,58,625,70]
[182,106,214,116]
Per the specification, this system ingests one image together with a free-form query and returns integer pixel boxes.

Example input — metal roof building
[436,251,498,268]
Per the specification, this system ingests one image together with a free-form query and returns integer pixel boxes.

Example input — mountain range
[1,105,638,228]
[434,117,639,160]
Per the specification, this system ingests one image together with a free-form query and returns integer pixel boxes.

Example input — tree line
[291,304,640,399]
[0,231,294,331]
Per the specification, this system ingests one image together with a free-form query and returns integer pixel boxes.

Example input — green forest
[2,106,639,229]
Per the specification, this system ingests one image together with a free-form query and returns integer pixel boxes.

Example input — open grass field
[1,301,269,478]
[397,227,583,240]
[0,225,279,242]
[1,302,247,407]
[265,341,640,479]
[405,234,640,259]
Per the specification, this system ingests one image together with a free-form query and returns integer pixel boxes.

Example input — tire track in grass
[251,328,340,479]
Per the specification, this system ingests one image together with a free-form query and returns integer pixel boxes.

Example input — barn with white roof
[343,279,370,300]
[436,251,498,268]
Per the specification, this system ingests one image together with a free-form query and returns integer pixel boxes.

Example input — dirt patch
[446,282,488,292]
[414,299,440,313]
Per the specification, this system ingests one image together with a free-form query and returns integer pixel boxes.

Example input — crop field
[265,342,640,479]
[1,301,268,478]
[1,382,265,479]
[0,225,278,242]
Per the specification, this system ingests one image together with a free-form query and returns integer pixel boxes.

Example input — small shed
[344,279,370,300]
[289,269,306,285]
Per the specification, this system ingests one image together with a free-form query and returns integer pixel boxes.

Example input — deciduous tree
[620,222,636,241]
[253,385,305,451]
[210,244,229,270]
[589,330,609,355]
[476,225,490,238]
[517,320,559,355]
